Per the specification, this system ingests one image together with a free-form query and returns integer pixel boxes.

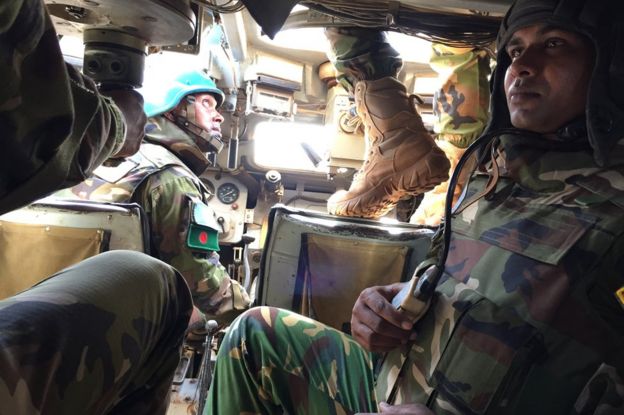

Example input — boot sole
[328,152,450,219]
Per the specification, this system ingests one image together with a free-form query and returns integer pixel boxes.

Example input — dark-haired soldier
[205,0,624,413]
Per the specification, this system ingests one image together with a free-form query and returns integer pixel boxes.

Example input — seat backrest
[256,205,434,333]
[0,199,149,299]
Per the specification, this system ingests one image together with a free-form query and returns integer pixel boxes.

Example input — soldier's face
[193,93,224,136]
[504,24,594,134]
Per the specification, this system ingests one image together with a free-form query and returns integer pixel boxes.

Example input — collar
[143,117,211,175]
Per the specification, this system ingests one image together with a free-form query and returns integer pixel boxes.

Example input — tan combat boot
[327,77,450,218]
[409,140,467,226]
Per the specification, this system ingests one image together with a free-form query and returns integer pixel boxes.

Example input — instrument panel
[199,172,248,244]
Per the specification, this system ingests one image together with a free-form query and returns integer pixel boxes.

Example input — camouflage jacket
[0,0,125,216]
[376,132,624,414]
[58,117,250,323]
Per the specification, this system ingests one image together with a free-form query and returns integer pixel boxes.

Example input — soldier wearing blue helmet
[143,70,226,156]
[59,68,251,325]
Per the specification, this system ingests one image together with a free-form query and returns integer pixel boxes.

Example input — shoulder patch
[186,195,221,252]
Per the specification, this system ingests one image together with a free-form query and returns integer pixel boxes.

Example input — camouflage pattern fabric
[207,130,624,414]
[57,117,251,324]
[410,44,491,226]
[205,307,377,415]
[376,132,624,414]
[0,0,125,215]
[324,27,402,94]
[0,250,193,414]
[430,44,490,149]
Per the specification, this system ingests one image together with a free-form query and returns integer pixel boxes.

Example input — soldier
[0,1,192,413]
[324,29,490,224]
[58,70,251,325]
[205,0,624,414]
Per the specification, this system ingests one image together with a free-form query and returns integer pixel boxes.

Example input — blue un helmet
[142,68,227,154]
[143,69,225,118]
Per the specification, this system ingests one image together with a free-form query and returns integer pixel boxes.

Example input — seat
[0,198,211,415]
[0,199,149,299]
[256,204,434,333]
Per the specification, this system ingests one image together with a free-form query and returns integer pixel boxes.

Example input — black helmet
[485,0,624,166]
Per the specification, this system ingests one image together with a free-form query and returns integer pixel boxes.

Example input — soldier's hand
[105,89,147,158]
[356,402,435,415]
[351,282,415,352]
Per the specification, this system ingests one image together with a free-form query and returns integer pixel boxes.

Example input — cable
[192,0,245,13]
[198,0,500,47]
[299,0,501,48]
[423,127,544,300]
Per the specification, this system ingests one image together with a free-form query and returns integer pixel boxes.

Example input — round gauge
[199,178,215,201]
[216,182,240,204]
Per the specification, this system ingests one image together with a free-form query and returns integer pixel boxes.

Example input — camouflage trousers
[0,250,193,415]
[205,307,378,415]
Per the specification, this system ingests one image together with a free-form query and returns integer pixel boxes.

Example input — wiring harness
[195,0,501,47]
[299,0,501,47]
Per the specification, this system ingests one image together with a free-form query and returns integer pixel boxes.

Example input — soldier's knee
[95,250,177,283]
[227,306,293,343]
[224,306,274,341]
[91,250,193,318]
[79,250,191,304]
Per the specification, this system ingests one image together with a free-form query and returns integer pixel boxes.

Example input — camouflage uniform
[57,116,251,324]
[410,44,491,226]
[0,1,192,413]
[0,250,192,415]
[207,130,624,415]
[0,0,125,215]
[375,132,624,413]
[205,307,378,414]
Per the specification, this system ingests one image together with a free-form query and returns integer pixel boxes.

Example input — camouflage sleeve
[138,168,250,323]
[64,64,126,183]
[0,0,124,214]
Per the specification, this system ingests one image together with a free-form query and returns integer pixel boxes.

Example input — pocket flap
[453,201,596,265]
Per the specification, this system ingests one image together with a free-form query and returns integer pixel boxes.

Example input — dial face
[216,182,240,204]
[199,178,215,201]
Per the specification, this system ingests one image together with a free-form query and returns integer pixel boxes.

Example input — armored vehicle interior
[1,0,514,412]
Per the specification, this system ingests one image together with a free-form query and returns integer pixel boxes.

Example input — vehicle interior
[1,0,514,412]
